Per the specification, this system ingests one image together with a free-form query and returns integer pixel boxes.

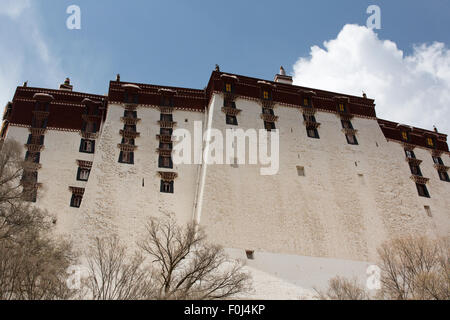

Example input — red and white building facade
[1,69,449,298]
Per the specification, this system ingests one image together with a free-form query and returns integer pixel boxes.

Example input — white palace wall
[3,82,449,298]
[7,92,448,262]
[198,93,449,262]
[73,103,204,249]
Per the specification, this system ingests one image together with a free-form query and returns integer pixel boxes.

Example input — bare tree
[315,276,369,300]
[138,215,251,300]
[0,228,76,300]
[317,235,450,300]
[0,139,48,241]
[0,139,76,300]
[378,235,449,300]
[84,236,154,300]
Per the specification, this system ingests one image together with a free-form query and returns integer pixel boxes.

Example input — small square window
[159,142,172,150]
[27,134,44,145]
[424,206,432,217]
[303,98,310,107]
[405,150,415,159]
[346,134,358,145]
[432,156,444,165]
[409,164,422,176]
[416,183,430,198]
[307,127,320,139]
[160,180,174,193]
[401,131,409,141]
[124,124,137,132]
[304,114,316,123]
[122,137,135,145]
[438,171,450,182]
[245,250,255,260]
[160,114,173,122]
[70,194,83,208]
[119,151,134,164]
[263,107,274,115]
[124,110,137,118]
[226,115,238,125]
[160,128,172,136]
[77,168,90,181]
[296,166,305,176]
[80,139,95,153]
[159,156,173,169]
[341,120,353,129]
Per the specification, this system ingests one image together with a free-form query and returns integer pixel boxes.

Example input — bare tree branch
[138,214,251,300]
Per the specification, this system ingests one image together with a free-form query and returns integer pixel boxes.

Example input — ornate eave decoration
[158,106,173,114]
[260,99,275,109]
[122,83,142,92]
[123,103,139,111]
[304,121,321,129]
[69,186,85,195]
[223,91,237,102]
[301,106,317,116]
[298,90,317,108]
[339,113,354,120]
[158,88,177,95]
[402,143,416,151]
[29,128,47,135]
[221,107,242,116]
[220,74,239,81]
[82,98,104,106]
[25,144,44,152]
[76,160,93,169]
[257,80,276,87]
[260,114,279,122]
[431,149,443,157]
[120,130,140,139]
[156,134,173,143]
[342,128,358,135]
[117,143,137,152]
[33,93,55,102]
[434,163,450,172]
[158,171,178,181]
[157,149,173,157]
[410,175,429,184]
[158,120,177,128]
[121,117,141,125]
[80,131,99,140]
[406,157,423,166]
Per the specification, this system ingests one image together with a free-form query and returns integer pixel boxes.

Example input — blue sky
[1,0,450,132]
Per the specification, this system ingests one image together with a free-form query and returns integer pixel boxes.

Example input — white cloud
[0,2,64,111]
[292,24,450,135]
[0,0,31,19]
